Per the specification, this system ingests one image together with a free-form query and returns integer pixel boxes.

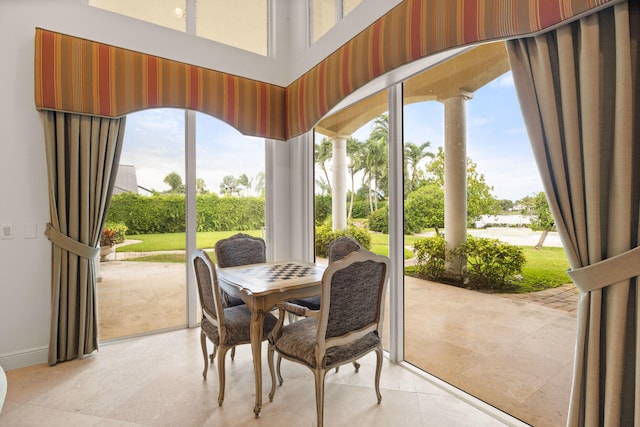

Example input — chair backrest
[192,249,225,328]
[215,233,266,268]
[327,236,363,263]
[316,249,390,358]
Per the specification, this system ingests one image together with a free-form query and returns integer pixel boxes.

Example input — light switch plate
[1,224,13,239]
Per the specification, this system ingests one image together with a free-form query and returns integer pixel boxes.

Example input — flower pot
[100,245,114,262]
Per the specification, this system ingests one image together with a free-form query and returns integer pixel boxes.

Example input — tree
[195,178,208,194]
[499,199,514,212]
[346,136,364,219]
[424,147,500,226]
[237,173,252,196]
[404,182,445,233]
[362,114,389,212]
[254,172,265,197]
[529,191,555,249]
[315,137,333,195]
[163,172,185,194]
[404,141,433,193]
[219,175,238,196]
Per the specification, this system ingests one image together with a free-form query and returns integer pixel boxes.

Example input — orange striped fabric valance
[285,0,619,138]
[34,28,286,140]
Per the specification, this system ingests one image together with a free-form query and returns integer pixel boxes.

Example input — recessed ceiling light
[174,7,184,17]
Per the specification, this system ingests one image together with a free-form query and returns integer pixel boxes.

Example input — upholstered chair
[213,233,267,360]
[215,233,266,307]
[267,249,390,427]
[287,236,363,312]
[192,249,277,407]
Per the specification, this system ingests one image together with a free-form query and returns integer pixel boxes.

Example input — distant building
[113,165,138,195]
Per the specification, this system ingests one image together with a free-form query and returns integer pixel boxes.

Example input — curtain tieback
[567,246,640,292]
[45,223,100,260]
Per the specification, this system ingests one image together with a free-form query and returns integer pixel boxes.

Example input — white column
[331,136,348,231]
[443,92,471,279]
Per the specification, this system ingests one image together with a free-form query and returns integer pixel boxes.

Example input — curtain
[42,111,126,365]
[507,1,639,425]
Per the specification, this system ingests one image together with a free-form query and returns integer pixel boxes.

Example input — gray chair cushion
[202,305,277,346]
[272,317,380,369]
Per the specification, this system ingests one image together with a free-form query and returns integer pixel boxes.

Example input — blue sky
[120,71,542,201]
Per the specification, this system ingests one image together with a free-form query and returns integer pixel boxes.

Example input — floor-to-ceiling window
[194,112,266,253]
[313,42,576,426]
[98,108,187,340]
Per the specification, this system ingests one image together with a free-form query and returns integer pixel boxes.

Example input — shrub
[315,195,332,225]
[102,222,128,244]
[368,206,388,233]
[315,224,371,258]
[350,200,371,219]
[413,235,446,280]
[106,193,265,234]
[455,236,526,290]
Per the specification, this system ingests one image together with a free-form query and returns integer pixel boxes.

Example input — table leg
[250,308,264,417]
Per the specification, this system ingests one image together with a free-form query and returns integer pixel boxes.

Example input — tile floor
[0,328,528,427]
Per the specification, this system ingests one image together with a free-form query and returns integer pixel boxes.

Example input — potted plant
[100,228,117,261]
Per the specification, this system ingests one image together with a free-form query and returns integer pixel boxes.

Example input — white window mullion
[185,110,198,327]
[185,0,196,34]
[387,83,405,363]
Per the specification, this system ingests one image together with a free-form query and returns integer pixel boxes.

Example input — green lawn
[117,230,571,292]
[118,230,264,252]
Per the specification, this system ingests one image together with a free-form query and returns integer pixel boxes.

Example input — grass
[517,246,571,292]
[117,230,571,293]
[118,230,263,252]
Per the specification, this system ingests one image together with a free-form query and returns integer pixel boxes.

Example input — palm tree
[254,172,265,197]
[363,114,389,211]
[315,137,333,194]
[195,178,208,194]
[346,136,363,219]
[404,141,434,193]
[237,173,252,196]
[219,175,238,196]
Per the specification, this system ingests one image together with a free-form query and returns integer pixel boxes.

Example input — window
[89,0,269,56]
[311,0,364,42]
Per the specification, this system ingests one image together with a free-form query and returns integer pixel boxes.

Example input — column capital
[458,89,473,100]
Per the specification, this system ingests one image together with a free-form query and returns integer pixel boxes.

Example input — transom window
[88,0,269,56]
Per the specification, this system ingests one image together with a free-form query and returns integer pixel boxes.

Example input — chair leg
[374,346,383,404]
[210,344,218,363]
[267,344,277,402]
[201,331,209,380]
[314,369,327,427]
[217,347,229,406]
[335,360,359,373]
[231,346,236,360]
[276,354,283,386]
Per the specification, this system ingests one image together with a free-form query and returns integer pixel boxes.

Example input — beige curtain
[507,2,639,425]
[42,111,126,365]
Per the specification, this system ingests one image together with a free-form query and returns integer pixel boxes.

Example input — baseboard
[0,347,48,371]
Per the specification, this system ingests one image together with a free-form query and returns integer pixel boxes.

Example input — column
[331,136,348,231]
[443,91,472,279]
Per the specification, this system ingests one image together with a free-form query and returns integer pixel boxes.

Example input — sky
[119,71,543,202]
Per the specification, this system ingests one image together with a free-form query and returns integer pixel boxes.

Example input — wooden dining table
[216,260,326,417]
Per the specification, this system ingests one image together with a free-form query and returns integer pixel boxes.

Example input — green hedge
[315,223,371,258]
[106,193,265,234]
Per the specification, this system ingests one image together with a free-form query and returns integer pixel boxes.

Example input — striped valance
[285,0,619,138]
[34,28,286,140]
[35,0,617,141]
